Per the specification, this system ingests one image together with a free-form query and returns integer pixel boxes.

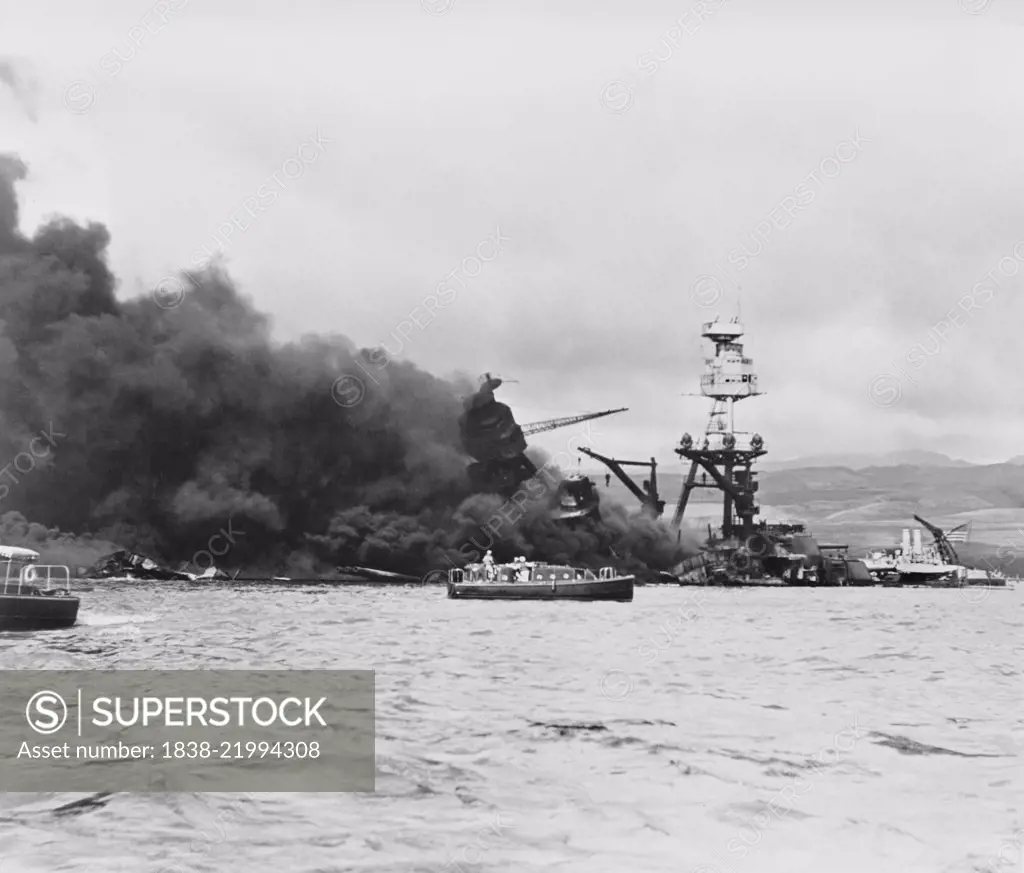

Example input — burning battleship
[459,373,535,494]
[458,373,626,514]
[579,317,872,586]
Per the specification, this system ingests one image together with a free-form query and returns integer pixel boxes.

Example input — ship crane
[577,447,664,517]
[459,371,628,496]
[521,408,628,437]
[912,514,963,566]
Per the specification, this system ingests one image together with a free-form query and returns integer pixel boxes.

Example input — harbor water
[0,582,1019,873]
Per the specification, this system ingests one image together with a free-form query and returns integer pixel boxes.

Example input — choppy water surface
[0,582,1020,873]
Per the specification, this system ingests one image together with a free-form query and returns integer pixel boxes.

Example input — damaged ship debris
[459,374,537,495]
[87,551,229,581]
[88,551,193,581]
[458,372,628,503]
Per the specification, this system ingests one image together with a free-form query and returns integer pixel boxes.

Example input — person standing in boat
[516,557,530,582]
[483,550,496,582]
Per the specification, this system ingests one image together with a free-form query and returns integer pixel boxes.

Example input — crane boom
[672,461,700,526]
[577,447,664,517]
[913,514,960,565]
[521,408,627,437]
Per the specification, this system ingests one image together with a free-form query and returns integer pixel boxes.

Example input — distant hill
[586,462,1024,515]
[580,459,1024,555]
[759,450,976,471]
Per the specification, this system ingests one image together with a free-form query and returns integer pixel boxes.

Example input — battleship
[578,317,873,586]
[566,317,1018,588]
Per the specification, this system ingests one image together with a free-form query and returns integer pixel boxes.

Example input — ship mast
[672,316,765,541]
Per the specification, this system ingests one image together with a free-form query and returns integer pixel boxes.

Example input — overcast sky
[2,0,1023,468]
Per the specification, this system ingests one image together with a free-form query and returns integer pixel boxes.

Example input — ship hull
[447,576,633,602]
[896,562,963,585]
[0,593,79,630]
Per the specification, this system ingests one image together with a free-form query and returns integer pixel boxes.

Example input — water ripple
[0,583,1019,872]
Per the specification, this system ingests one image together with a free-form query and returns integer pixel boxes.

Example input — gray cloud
[8,0,1024,467]
[0,59,39,122]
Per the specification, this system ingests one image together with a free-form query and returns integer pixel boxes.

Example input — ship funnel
[901,529,911,554]
[912,529,923,557]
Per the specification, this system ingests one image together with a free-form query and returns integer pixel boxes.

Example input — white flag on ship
[945,521,972,543]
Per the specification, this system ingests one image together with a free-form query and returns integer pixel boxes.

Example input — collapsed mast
[673,317,765,540]
[459,373,627,496]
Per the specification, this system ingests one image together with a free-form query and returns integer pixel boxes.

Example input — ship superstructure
[574,315,864,584]
[673,317,765,541]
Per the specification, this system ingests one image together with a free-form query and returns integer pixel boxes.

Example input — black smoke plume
[0,157,689,575]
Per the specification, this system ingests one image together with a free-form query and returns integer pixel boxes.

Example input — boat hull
[0,594,80,631]
[447,576,633,602]
[896,570,961,584]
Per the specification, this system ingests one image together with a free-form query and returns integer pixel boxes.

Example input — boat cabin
[458,562,594,583]
[450,555,619,585]
[1,546,71,595]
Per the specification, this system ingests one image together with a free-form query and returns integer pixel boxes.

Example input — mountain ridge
[580,456,1024,554]
[757,450,977,471]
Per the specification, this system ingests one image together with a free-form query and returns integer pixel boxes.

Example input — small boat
[447,552,633,601]
[964,566,1009,586]
[0,546,79,631]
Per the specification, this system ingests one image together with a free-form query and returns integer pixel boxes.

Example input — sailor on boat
[483,550,496,581]
[515,557,530,582]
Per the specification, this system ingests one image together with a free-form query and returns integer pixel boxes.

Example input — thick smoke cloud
[0,157,687,575]
[0,156,28,256]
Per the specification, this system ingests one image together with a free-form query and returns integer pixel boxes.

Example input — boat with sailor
[0,545,79,630]
[446,550,633,601]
